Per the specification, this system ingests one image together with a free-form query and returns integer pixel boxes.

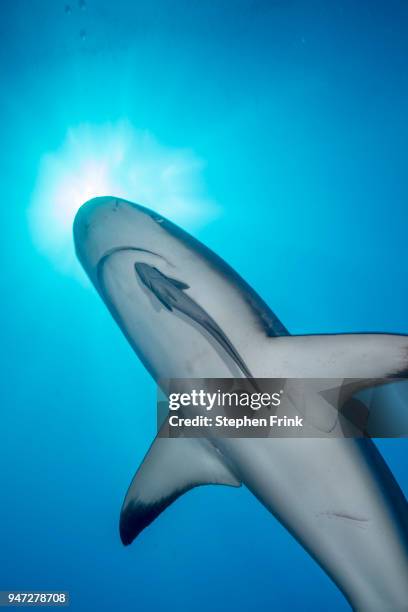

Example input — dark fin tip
[119,493,182,547]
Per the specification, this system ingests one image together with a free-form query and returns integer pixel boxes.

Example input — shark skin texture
[74,196,408,611]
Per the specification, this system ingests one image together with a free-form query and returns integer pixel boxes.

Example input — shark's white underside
[74,196,408,611]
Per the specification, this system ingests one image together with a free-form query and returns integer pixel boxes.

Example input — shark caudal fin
[119,436,241,545]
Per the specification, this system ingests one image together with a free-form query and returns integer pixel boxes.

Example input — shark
[74,196,408,611]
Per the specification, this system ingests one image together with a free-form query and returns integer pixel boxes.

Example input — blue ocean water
[1,1,407,610]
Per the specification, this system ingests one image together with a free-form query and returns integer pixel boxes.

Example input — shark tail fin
[119,436,241,546]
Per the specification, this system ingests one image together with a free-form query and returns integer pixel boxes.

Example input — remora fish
[74,196,408,611]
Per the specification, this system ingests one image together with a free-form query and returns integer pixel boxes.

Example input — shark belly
[214,436,408,611]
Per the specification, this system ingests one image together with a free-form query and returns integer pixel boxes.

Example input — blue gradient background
[1,1,407,610]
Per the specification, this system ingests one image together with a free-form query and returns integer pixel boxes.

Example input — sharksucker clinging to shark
[133,262,254,379]
[74,196,408,611]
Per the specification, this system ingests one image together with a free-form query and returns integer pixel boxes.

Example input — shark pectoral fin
[119,437,241,546]
[272,333,408,433]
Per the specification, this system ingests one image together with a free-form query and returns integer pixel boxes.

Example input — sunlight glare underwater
[29,121,218,280]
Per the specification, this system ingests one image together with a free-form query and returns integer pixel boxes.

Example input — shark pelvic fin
[119,436,241,546]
